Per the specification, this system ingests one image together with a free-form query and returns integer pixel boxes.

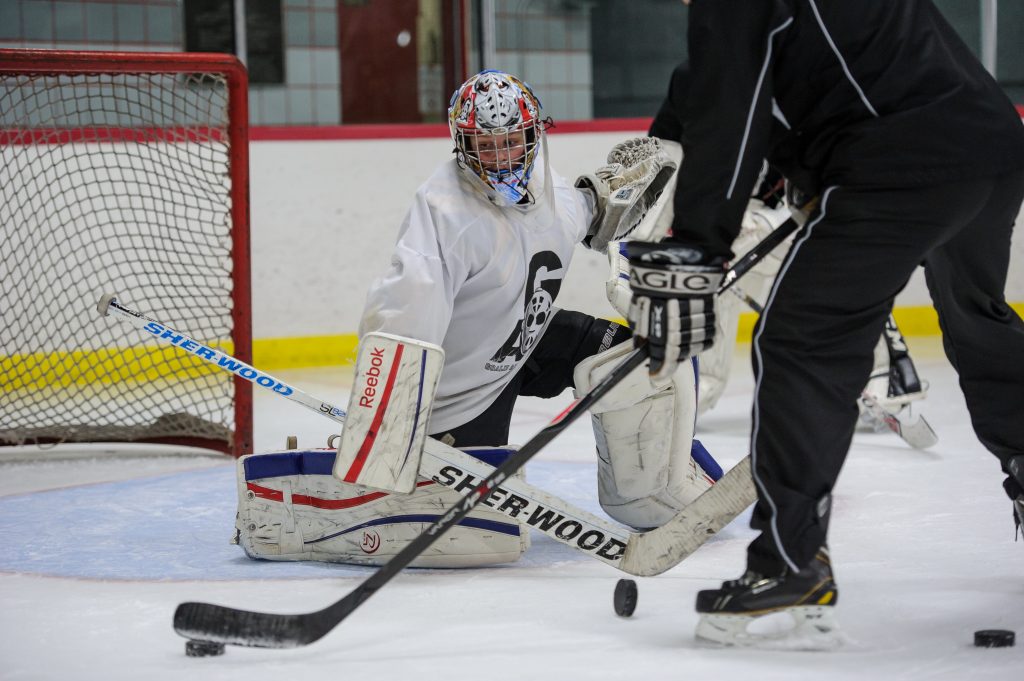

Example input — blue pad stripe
[244,447,515,482]
[691,439,723,481]
[308,513,521,542]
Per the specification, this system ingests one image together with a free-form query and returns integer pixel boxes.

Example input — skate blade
[695,606,842,651]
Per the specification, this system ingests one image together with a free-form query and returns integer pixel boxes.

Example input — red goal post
[0,49,253,458]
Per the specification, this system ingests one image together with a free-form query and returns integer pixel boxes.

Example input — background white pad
[697,199,792,414]
[334,332,444,493]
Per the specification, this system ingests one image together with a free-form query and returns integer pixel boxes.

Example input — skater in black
[624,0,1024,647]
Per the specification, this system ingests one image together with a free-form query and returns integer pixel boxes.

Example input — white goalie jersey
[358,154,593,434]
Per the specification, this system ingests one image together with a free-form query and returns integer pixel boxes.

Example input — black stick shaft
[719,215,800,294]
[174,346,647,647]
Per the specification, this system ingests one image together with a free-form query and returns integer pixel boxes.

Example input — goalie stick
[97,294,642,572]
[100,293,753,580]
[101,293,755,577]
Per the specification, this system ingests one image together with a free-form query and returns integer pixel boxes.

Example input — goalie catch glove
[626,241,726,381]
[575,137,679,253]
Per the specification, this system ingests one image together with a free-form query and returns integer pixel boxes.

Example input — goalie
[234,69,722,569]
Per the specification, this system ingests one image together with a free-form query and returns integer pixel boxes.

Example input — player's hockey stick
[857,314,937,448]
[857,391,937,449]
[170,345,753,649]
[718,213,800,295]
[172,346,648,649]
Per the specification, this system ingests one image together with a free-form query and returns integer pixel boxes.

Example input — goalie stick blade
[620,457,757,577]
[174,600,345,649]
[859,394,938,449]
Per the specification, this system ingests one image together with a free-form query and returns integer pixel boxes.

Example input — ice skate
[695,548,842,651]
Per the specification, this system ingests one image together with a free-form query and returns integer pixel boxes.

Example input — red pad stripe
[549,398,580,426]
[247,480,435,510]
[342,343,405,483]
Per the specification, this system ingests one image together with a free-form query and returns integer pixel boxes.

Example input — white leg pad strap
[574,341,716,529]
[236,447,529,568]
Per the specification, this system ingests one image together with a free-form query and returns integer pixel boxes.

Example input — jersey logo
[488,251,564,369]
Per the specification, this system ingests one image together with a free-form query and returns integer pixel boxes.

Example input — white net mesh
[0,59,247,454]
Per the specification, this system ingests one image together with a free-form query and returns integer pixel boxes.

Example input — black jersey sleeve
[669,0,792,258]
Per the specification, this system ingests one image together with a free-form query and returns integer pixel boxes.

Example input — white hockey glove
[626,241,727,382]
[576,137,679,253]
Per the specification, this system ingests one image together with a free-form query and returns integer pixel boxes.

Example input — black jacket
[670,0,1024,258]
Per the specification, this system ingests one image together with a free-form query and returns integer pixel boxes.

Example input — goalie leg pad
[236,447,529,568]
[574,341,721,530]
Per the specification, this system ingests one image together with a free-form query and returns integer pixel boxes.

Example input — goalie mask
[448,70,544,206]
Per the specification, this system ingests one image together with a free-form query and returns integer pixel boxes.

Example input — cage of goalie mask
[448,70,545,206]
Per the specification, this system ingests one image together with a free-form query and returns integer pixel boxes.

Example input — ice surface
[1,339,1020,680]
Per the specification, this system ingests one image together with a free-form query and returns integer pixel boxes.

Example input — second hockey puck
[973,630,1015,648]
[185,639,226,657]
[613,578,638,617]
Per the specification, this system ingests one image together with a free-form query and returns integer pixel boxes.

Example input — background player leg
[921,169,1024,532]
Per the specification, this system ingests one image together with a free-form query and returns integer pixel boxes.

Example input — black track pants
[432,310,630,448]
[746,171,1024,575]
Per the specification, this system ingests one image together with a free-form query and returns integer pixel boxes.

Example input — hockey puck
[613,578,638,617]
[185,639,226,657]
[973,630,1015,648]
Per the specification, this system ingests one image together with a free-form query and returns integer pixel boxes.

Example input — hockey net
[0,49,253,458]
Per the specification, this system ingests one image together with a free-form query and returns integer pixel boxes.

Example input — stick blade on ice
[174,601,331,649]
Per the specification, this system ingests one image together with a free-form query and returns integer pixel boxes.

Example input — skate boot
[695,548,841,650]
